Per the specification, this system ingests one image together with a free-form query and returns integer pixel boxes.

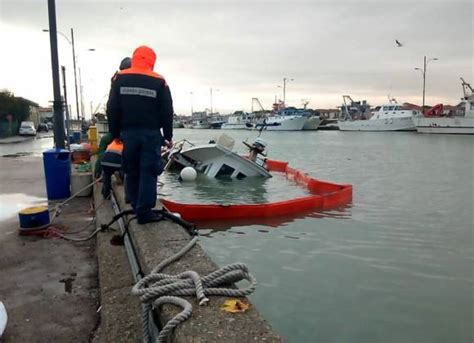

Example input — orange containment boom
[161,159,353,222]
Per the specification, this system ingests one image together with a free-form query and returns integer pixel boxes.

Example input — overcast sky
[0,0,472,118]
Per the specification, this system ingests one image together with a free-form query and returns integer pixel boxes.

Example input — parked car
[37,123,49,132]
[19,121,37,136]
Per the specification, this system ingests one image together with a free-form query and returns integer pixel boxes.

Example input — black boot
[137,212,163,224]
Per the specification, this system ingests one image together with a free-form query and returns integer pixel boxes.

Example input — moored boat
[338,96,418,131]
[221,112,255,130]
[414,78,474,135]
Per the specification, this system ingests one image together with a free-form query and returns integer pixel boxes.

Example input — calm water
[169,129,473,343]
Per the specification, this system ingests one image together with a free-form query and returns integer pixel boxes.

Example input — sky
[0,0,472,119]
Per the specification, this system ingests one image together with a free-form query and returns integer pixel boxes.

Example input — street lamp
[42,28,94,120]
[210,88,220,115]
[190,91,194,115]
[414,56,438,115]
[282,77,294,106]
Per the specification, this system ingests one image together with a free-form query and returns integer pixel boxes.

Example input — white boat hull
[414,117,474,134]
[302,116,321,130]
[221,123,251,130]
[338,116,416,131]
[255,115,307,131]
[192,124,211,129]
[172,144,271,178]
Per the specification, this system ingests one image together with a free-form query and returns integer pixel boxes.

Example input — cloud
[0,0,472,116]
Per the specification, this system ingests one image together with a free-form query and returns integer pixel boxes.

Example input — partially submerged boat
[161,137,352,222]
[165,134,271,179]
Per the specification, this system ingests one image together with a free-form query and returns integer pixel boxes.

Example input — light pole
[46,0,65,149]
[42,28,94,120]
[414,56,438,115]
[282,77,294,106]
[210,88,220,115]
[190,92,194,115]
[76,49,96,120]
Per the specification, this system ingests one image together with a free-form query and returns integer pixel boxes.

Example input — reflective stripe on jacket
[102,140,123,169]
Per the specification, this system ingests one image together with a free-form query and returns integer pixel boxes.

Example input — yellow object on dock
[19,206,48,215]
[88,126,99,153]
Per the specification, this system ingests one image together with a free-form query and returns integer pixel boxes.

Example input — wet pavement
[0,154,99,342]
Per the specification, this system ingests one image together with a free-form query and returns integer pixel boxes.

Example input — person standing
[106,46,173,224]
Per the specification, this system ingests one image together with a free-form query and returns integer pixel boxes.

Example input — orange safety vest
[105,139,123,154]
[102,140,123,168]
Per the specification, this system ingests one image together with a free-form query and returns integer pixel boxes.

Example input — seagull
[395,39,403,47]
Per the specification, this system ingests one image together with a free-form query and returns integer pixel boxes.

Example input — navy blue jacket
[106,47,173,141]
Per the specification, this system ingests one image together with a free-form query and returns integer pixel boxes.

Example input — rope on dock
[131,235,257,343]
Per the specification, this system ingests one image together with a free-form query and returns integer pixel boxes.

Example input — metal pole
[79,67,85,120]
[190,92,193,115]
[71,28,80,120]
[61,65,71,150]
[422,56,426,115]
[47,0,66,149]
[283,78,286,105]
[210,88,213,115]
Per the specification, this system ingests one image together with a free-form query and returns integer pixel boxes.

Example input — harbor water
[169,129,473,343]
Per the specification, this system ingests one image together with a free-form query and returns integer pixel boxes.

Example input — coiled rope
[131,235,257,343]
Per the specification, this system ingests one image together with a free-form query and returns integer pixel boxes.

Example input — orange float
[161,159,353,222]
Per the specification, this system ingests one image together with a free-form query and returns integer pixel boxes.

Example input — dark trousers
[122,129,163,219]
[101,166,119,199]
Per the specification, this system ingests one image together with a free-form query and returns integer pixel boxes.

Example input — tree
[0,91,31,123]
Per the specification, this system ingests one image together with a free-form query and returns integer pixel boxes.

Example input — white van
[19,121,37,136]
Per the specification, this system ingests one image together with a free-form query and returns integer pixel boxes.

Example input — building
[316,109,339,120]
[15,97,40,127]
[39,107,54,123]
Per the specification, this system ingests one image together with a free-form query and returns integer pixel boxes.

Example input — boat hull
[161,159,352,222]
[338,116,416,131]
[221,123,252,130]
[255,115,307,131]
[302,116,321,130]
[172,144,271,178]
[414,117,474,134]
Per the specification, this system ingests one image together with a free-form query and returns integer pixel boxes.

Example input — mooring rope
[131,235,257,343]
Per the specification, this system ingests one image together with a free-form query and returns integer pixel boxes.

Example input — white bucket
[71,171,93,197]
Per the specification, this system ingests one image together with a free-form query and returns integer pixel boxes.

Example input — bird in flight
[395,39,403,47]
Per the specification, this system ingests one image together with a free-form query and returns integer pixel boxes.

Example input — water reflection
[196,204,353,233]
[159,170,311,205]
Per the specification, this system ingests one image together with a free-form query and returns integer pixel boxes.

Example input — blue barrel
[43,148,71,200]
[73,131,81,143]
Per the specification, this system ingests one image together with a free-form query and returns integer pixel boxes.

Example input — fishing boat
[221,112,255,130]
[190,111,211,129]
[414,78,474,134]
[254,107,307,131]
[165,134,271,178]
[338,96,418,131]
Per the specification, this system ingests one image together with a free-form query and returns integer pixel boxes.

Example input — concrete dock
[91,177,283,342]
[0,149,283,341]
